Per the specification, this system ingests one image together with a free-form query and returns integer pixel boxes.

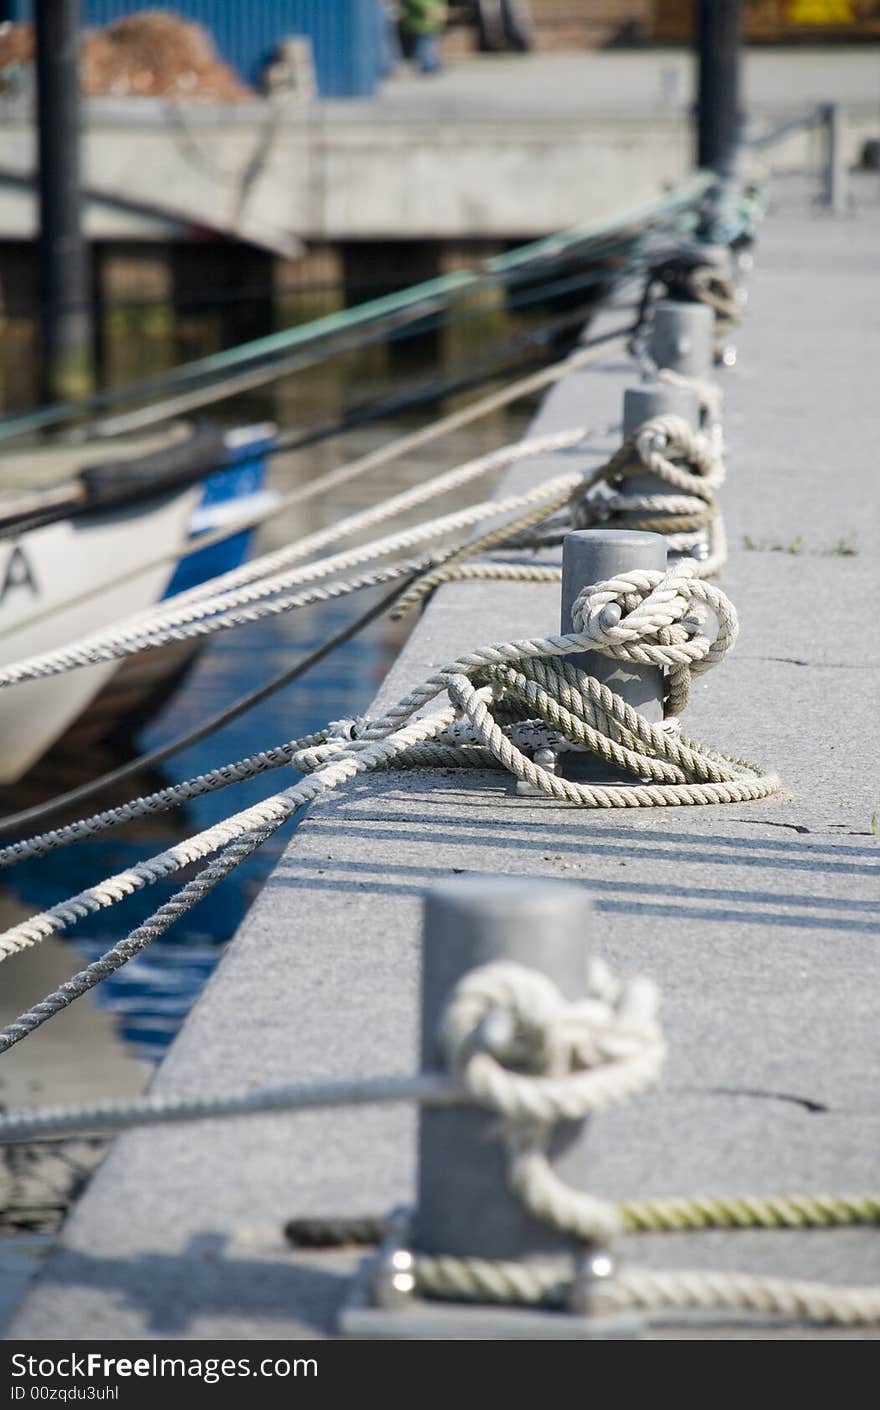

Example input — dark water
[0,314,537,1072]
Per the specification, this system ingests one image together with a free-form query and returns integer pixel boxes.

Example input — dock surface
[9,193,880,1340]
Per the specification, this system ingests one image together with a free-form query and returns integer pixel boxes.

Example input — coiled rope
[573,413,726,575]
[388,412,726,622]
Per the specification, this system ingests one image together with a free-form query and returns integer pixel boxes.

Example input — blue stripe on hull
[162,427,273,599]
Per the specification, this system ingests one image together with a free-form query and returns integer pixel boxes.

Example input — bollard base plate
[338,1253,644,1341]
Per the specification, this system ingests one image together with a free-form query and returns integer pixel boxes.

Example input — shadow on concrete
[304,804,880,874]
[271,869,878,935]
[24,1232,348,1337]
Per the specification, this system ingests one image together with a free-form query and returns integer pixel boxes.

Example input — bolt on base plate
[337,1213,644,1341]
[338,1251,644,1340]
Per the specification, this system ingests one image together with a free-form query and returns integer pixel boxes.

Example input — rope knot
[440,959,665,1126]
[438,957,666,1248]
[631,414,721,487]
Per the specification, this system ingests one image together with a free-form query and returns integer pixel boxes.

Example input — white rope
[442,958,665,1245]
[601,1267,880,1327]
[0,562,779,963]
[0,474,581,689]
[128,426,588,620]
[410,1257,880,1327]
[5,340,629,644]
[573,413,727,577]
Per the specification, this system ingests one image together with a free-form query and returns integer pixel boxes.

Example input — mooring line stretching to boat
[0,574,420,839]
[0,414,729,871]
[0,412,725,689]
[0,331,720,834]
[2,328,632,644]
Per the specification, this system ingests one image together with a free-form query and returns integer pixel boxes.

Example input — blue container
[7,1,383,98]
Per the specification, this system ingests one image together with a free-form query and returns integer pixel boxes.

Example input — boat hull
[0,488,197,784]
[0,423,276,783]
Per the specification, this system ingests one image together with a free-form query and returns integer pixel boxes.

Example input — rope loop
[569,414,727,574]
[631,413,722,490]
[441,959,666,1127]
[569,560,737,716]
[437,958,666,1247]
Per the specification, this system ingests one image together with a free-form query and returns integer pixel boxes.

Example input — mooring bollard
[413,875,592,1261]
[557,528,666,782]
[622,382,699,439]
[614,384,703,564]
[649,298,714,378]
[340,876,643,1338]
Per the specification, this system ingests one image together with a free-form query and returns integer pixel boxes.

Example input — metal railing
[749,102,849,215]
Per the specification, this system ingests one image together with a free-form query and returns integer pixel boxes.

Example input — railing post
[35,0,93,403]
[696,0,743,178]
[821,102,847,215]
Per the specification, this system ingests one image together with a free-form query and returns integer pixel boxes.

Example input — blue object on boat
[163,423,277,599]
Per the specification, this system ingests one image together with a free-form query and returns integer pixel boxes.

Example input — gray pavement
[363,47,880,124]
[8,194,880,1340]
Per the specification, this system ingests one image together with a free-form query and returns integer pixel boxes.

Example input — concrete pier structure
[7,191,880,1339]
[0,50,877,247]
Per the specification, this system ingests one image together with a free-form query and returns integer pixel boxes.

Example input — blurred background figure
[473,0,536,52]
[400,0,448,74]
[379,1,404,77]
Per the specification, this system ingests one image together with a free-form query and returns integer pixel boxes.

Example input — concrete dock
[7,185,880,1340]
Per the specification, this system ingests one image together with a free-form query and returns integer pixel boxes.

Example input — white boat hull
[0,489,197,784]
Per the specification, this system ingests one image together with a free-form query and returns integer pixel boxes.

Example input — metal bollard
[614,384,704,571]
[649,298,714,378]
[821,102,847,215]
[340,877,642,1338]
[413,876,593,1261]
[557,529,667,782]
[622,383,699,439]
